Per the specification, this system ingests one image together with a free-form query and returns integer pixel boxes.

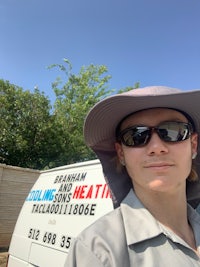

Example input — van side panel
[29,243,66,267]
[8,160,114,267]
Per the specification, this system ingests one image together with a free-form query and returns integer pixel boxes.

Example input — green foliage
[117,82,140,93]
[48,59,113,166]
[0,60,139,169]
[0,80,61,169]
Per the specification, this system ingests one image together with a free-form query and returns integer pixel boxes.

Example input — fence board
[0,164,40,247]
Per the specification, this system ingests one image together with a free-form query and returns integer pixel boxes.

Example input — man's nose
[146,131,169,155]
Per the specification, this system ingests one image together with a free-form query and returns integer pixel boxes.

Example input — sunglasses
[117,121,193,147]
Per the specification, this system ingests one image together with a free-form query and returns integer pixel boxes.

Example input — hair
[189,165,198,181]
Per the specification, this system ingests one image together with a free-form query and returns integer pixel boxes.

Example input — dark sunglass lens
[158,122,190,142]
[121,127,150,146]
[176,124,190,141]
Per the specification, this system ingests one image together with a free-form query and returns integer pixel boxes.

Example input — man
[65,86,200,267]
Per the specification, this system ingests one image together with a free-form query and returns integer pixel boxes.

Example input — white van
[7,159,114,267]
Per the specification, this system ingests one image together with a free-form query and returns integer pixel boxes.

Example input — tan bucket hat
[84,86,200,208]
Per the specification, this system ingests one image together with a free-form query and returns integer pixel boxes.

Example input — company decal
[26,171,111,216]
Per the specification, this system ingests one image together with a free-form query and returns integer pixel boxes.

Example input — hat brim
[84,87,200,208]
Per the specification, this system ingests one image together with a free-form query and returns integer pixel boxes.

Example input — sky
[1,0,200,103]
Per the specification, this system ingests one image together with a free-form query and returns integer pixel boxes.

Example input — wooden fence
[0,164,40,248]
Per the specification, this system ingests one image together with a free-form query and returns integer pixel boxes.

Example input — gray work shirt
[65,190,200,267]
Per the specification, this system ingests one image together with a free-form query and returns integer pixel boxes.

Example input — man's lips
[144,162,174,169]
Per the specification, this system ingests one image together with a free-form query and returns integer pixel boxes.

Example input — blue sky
[1,0,200,103]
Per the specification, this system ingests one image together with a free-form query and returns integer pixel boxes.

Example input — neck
[134,185,197,251]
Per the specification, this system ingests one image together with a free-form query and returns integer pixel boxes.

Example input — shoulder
[70,208,129,266]
[79,207,126,246]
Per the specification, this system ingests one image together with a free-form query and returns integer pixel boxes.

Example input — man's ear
[191,133,198,157]
[115,142,125,165]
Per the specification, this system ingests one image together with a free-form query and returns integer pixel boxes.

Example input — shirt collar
[120,189,200,248]
[188,204,200,249]
[120,189,163,246]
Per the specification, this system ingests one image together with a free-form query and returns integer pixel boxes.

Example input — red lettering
[106,187,111,198]
[79,185,87,199]
[72,186,82,198]
[101,184,106,198]
[95,184,102,198]
[86,185,93,198]
[72,184,111,199]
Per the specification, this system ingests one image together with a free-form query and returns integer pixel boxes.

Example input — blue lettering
[26,188,56,202]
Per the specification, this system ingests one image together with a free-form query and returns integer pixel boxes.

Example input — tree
[0,80,61,169]
[0,61,139,169]
[118,82,140,93]
[49,60,139,167]
[48,59,113,166]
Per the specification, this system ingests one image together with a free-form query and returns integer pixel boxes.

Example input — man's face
[115,108,198,196]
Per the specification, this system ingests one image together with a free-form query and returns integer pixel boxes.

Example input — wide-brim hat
[84,86,200,208]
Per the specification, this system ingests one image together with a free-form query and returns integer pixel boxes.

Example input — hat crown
[122,86,181,97]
